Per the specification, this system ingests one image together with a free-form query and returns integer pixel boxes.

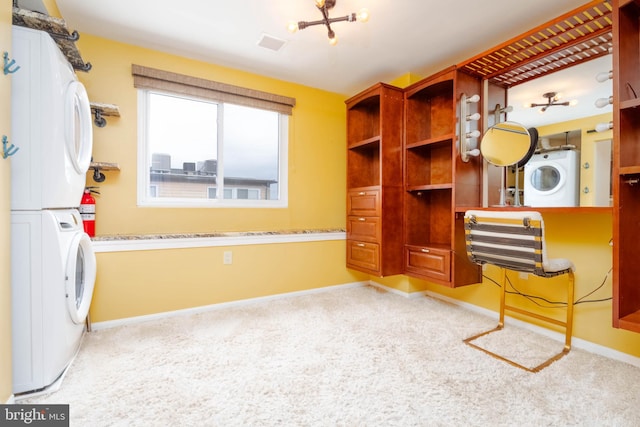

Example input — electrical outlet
[223,251,232,265]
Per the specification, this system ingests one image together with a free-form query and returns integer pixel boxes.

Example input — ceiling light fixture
[529,92,577,113]
[287,0,370,46]
[531,92,578,113]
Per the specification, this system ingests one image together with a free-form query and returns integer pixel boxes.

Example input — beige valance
[131,64,296,115]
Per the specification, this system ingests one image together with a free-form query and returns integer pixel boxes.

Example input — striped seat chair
[463,210,575,372]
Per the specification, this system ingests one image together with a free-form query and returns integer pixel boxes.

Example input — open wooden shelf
[90,162,120,171]
[12,7,91,71]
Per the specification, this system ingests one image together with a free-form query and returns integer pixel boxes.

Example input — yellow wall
[0,0,13,403]
[92,240,364,322]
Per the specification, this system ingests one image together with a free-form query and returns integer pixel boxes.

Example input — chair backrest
[464,210,549,276]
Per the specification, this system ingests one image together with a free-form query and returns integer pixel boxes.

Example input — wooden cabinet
[345,83,404,276]
[402,67,482,287]
[613,0,640,333]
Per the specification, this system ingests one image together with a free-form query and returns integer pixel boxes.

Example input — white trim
[5,395,15,404]
[92,231,346,253]
[368,281,640,369]
[90,282,367,331]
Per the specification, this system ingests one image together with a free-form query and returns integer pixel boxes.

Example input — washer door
[65,232,97,324]
[527,162,567,195]
[64,81,93,174]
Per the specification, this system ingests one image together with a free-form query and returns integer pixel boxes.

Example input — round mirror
[480,122,532,167]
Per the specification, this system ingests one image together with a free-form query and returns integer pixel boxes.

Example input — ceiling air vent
[257,34,286,52]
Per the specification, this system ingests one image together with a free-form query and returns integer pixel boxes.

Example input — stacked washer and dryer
[10,26,96,395]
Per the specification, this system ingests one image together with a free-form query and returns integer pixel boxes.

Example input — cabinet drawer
[347,189,380,216]
[404,245,451,282]
[347,216,381,242]
[347,240,380,272]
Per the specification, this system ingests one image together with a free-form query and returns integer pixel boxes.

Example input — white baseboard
[91,282,368,331]
[368,280,640,369]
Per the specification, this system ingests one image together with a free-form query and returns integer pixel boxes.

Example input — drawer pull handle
[358,192,366,196]
[421,248,430,253]
[356,243,366,247]
[358,217,366,221]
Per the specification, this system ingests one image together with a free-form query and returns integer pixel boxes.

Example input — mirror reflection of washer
[11,210,96,395]
[524,149,580,207]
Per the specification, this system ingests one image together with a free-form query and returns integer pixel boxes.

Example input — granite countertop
[92,229,346,241]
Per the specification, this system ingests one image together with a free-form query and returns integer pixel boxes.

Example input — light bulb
[466,94,480,103]
[595,96,613,108]
[356,8,370,22]
[315,0,325,8]
[466,149,481,157]
[287,21,299,33]
[569,99,578,107]
[595,122,613,132]
[466,130,481,138]
[595,71,613,82]
[467,113,481,121]
[329,35,338,46]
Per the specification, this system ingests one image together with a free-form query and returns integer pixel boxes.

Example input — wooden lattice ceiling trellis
[458,0,613,88]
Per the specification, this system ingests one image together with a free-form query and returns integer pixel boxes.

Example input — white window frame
[137,90,288,208]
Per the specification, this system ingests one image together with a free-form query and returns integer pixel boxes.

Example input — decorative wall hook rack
[3,51,20,75]
[2,135,19,159]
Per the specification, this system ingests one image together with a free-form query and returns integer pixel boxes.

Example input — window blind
[132,64,296,115]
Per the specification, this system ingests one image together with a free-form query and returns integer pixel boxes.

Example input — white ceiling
[50,0,610,128]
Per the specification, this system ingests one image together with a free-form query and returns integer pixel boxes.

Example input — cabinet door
[347,216,381,243]
[404,245,451,283]
[347,189,380,216]
[347,241,380,272]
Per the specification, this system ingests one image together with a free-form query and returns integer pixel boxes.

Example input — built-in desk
[455,206,612,214]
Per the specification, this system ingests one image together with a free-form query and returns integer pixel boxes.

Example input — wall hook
[3,52,20,75]
[2,135,19,159]
[92,167,106,183]
[93,109,107,127]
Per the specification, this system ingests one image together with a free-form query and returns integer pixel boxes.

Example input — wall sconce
[459,93,481,162]
[595,121,613,132]
[491,104,513,126]
[288,0,370,46]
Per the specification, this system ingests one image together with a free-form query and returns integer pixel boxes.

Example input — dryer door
[527,162,567,195]
[65,232,97,324]
[65,81,93,174]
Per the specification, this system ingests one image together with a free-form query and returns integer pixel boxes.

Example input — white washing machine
[10,25,93,210]
[524,150,580,207]
[11,209,96,395]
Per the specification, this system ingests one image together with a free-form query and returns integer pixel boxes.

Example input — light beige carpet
[22,285,640,426]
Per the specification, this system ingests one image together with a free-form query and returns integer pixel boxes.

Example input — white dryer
[524,150,580,207]
[11,209,96,395]
[10,25,93,210]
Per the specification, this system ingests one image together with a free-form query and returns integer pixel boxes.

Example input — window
[133,65,295,208]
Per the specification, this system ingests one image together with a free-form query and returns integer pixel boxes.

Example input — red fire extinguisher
[80,187,99,237]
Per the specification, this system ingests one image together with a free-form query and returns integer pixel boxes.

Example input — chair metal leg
[463,269,575,373]
[498,267,507,328]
